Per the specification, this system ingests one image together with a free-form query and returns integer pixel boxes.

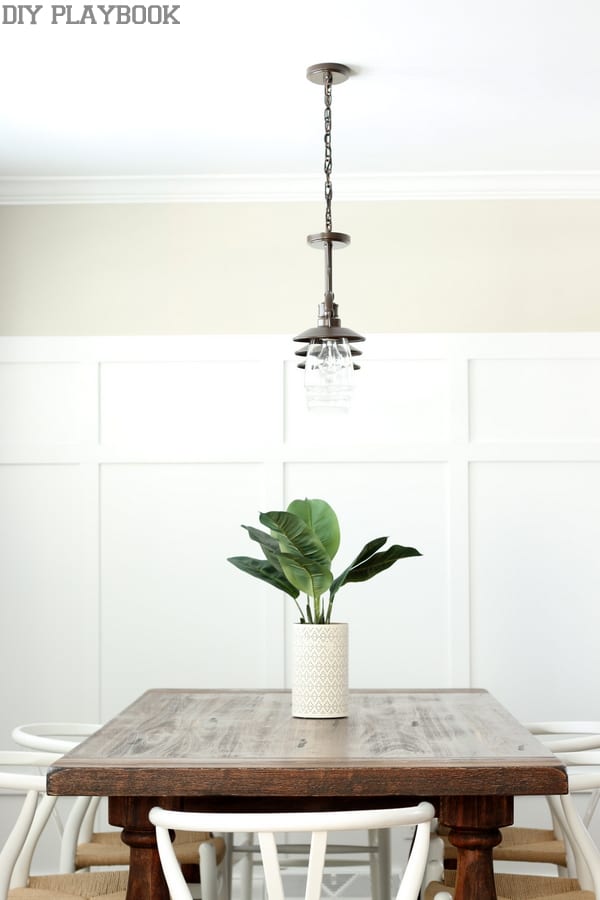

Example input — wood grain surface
[47,689,567,798]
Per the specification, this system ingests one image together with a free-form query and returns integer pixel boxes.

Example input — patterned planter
[292,623,348,718]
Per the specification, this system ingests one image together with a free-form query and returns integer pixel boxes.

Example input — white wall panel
[0,464,99,744]
[285,358,449,445]
[100,462,275,719]
[0,362,95,444]
[1,333,600,745]
[100,360,277,447]
[470,358,600,441]
[470,461,600,720]
[3,334,600,877]
[283,462,449,688]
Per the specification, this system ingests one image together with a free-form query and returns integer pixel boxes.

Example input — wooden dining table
[46,688,567,900]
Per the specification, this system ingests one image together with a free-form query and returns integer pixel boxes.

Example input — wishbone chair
[150,802,439,900]
[438,721,600,876]
[0,751,129,900]
[11,721,225,879]
[423,749,600,900]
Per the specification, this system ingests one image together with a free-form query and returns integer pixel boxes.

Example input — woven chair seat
[424,869,594,900]
[9,869,129,900]
[442,825,567,867]
[74,830,225,869]
[493,873,593,900]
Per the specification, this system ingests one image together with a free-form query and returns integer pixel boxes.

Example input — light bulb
[304,339,354,412]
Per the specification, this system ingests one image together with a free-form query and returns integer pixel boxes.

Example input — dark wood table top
[47,688,567,799]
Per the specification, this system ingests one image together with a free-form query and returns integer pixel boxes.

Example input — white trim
[446,351,471,685]
[3,171,600,204]
[2,332,600,363]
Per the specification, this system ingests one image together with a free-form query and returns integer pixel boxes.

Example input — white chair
[11,721,225,877]
[11,722,101,754]
[150,802,436,900]
[12,722,110,873]
[425,772,600,900]
[526,723,600,831]
[0,750,129,900]
[423,748,600,900]
[526,721,600,756]
[12,722,104,872]
[554,764,600,894]
[435,720,600,876]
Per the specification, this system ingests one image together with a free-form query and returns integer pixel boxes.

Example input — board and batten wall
[1,331,600,744]
[2,196,600,872]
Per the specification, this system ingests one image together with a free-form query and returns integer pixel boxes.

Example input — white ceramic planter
[292,623,348,718]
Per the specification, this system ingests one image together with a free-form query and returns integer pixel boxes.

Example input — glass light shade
[304,338,354,412]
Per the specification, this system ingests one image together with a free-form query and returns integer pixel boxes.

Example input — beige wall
[2,199,600,334]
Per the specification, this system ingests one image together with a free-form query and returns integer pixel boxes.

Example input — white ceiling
[1,0,600,193]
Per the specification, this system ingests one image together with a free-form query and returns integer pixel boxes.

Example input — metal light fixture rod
[324,239,334,312]
[294,62,365,369]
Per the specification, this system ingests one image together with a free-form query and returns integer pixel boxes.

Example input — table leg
[439,796,513,900]
[109,796,178,900]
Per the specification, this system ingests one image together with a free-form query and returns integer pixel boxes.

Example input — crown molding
[2,171,600,204]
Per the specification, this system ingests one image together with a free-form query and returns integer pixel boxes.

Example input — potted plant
[228,498,421,718]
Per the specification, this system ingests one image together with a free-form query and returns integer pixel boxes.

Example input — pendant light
[294,63,365,412]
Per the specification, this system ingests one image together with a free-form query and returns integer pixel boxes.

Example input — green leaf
[329,536,388,599]
[346,536,390,569]
[260,510,331,568]
[227,556,299,598]
[329,541,421,599]
[242,525,286,571]
[258,511,334,599]
[278,552,333,600]
[286,498,340,561]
